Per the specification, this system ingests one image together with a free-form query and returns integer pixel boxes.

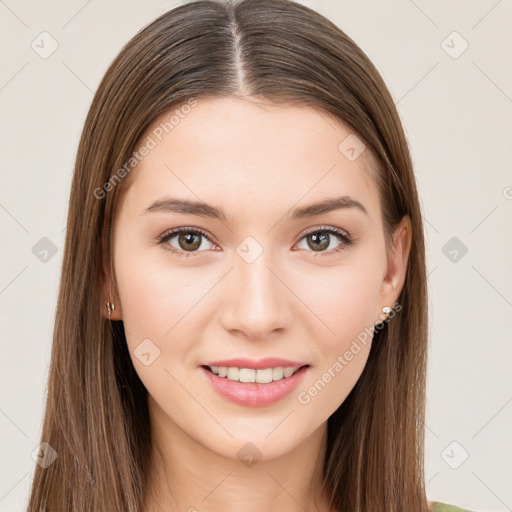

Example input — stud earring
[106,301,115,318]
[374,305,392,327]
[381,306,392,319]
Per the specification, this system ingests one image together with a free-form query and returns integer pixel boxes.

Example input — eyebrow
[142,195,368,221]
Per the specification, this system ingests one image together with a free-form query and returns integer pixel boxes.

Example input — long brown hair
[27,1,429,510]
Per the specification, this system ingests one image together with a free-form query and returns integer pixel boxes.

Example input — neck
[141,397,331,512]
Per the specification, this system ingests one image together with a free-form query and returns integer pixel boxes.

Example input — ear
[101,225,123,321]
[375,215,412,323]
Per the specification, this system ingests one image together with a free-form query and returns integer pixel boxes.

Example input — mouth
[201,364,310,384]
[199,362,311,407]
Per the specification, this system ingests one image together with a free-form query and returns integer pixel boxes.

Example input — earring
[106,301,115,318]
[374,305,392,327]
[381,306,392,319]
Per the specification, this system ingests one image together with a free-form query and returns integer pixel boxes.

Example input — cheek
[114,239,219,358]
[117,265,189,340]
[292,260,381,346]
[290,263,380,412]
[113,251,216,411]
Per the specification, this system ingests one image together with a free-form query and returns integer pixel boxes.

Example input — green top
[432,501,474,512]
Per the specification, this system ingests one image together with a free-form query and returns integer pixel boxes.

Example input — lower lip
[200,365,309,407]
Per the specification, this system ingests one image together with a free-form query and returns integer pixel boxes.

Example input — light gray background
[1,1,511,511]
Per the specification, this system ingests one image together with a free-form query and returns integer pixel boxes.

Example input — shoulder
[431,501,476,512]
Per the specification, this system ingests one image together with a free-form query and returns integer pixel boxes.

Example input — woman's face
[107,96,410,461]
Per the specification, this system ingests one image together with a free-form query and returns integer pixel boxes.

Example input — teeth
[255,368,272,383]
[283,367,295,378]
[208,365,302,383]
[227,367,239,381]
[272,367,284,380]
[239,368,255,382]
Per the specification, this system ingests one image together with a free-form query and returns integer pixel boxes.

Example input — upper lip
[201,357,309,370]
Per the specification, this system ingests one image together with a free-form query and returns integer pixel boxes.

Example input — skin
[103,95,414,512]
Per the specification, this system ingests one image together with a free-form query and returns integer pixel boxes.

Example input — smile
[200,364,310,407]
[203,365,305,383]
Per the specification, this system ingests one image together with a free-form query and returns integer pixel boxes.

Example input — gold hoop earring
[106,301,115,318]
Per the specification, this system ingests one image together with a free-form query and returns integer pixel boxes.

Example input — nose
[218,249,293,341]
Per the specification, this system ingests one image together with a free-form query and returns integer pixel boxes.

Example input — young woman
[27,1,475,511]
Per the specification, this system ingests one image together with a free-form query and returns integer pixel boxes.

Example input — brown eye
[306,232,330,252]
[177,232,202,251]
[296,226,353,254]
[158,228,216,257]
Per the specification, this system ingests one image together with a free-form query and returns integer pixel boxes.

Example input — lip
[201,357,308,370]
[200,364,309,408]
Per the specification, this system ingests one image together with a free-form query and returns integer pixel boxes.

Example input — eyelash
[156,225,354,258]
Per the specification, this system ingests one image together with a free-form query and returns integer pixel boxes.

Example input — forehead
[118,96,381,223]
